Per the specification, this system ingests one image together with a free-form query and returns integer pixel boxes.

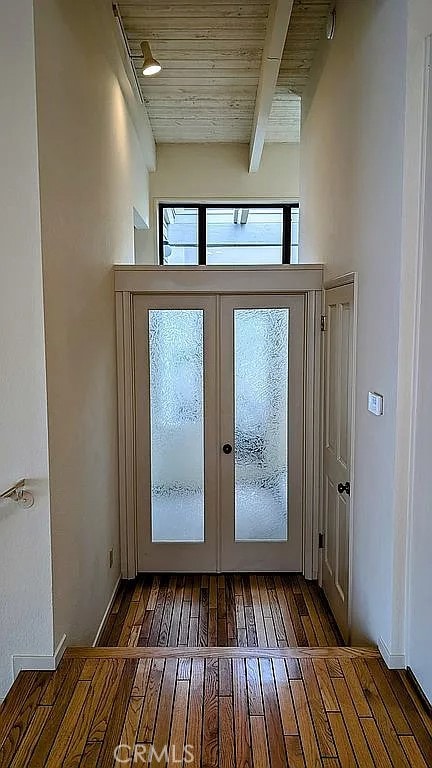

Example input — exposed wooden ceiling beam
[249,0,294,172]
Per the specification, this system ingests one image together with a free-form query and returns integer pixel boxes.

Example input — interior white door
[134,294,218,572]
[219,295,305,571]
[322,283,354,640]
[134,292,305,574]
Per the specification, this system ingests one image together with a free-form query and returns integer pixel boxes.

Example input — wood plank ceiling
[116,0,332,145]
[267,0,333,141]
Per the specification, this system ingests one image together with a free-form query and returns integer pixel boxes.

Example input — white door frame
[320,272,358,642]
[115,265,323,579]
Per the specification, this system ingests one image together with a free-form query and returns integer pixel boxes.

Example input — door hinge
[318,532,324,549]
[320,315,327,332]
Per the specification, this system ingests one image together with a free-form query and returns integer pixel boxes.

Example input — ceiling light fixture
[141,41,161,77]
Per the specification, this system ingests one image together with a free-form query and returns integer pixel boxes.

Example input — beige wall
[0,0,53,698]
[402,0,432,702]
[300,0,407,649]
[135,142,300,263]
[34,0,153,648]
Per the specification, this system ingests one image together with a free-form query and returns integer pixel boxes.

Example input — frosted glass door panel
[234,308,289,541]
[149,309,204,542]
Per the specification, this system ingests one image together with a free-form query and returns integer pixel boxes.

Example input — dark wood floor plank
[219,658,232,697]
[198,587,209,647]
[374,662,432,766]
[366,658,411,734]
[132,658,152,697]
[78,741,102,768]
[8,706,50,768]
[118,599,140,646]
[28,660,85,768]
[226,575,237,642]
[137,658,165,743]
[119,696,144,762]
[97,658,138,768]
[327,711,357,768]
[291,679,323,768]
[0,671,50,767]
[178,596,191,646]
[219,696,235,768]
[250,715,271,768]
[158,575,177,647]
[281,577,308,646]
[339,657,372,718]
[272,658,297,736]
[233,658,252,768]
[246,658,263,716]
[45,681,91,768]
[250,575,267,646]
[148,575,169,646]
[300,659,336,758]
[331,676,374,768]
[399,734,430,768]
[168,679,189,767]
[202,657,219,768]
[185,657,204,768]
[190,575,201,619]
[361,717,393,768]
[274,575,298,646]
[312,660,339,713]
[150,657,178,767]
[168,578,185,646]
[63,661,117,768]
[87,659,125,741]
[259,658,288,767]
[107,579,135,646]
[0,671,47,748]
[285,735,306,768]
[352,658,412,768]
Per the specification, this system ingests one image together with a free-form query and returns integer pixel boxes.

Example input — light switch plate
[368,391,384,416]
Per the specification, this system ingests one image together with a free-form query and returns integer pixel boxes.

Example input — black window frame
[158,203,299,266]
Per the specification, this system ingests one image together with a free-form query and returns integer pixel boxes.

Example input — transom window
[158,204,299,266]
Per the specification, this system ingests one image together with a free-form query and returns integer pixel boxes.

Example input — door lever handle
[337,482,350,496]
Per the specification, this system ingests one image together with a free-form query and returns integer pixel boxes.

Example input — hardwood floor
[1,574,431,767]
[98,573,344,648]
[1,649,431,767]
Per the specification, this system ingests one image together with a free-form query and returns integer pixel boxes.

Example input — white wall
[301,0,408,647]
[0,0,53,698]
[135,142,300,263]
[402,0,432,703]
[33,0,153,648]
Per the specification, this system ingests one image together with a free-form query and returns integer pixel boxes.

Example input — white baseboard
[12,633,67,678]
[93,575,122,647]
[378,636,406,669]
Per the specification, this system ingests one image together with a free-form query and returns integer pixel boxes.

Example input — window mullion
[282,205,291,264]
[198,205,206,265]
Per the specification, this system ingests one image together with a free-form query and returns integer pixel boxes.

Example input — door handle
[337,482,351,496]
[222,443,233,454]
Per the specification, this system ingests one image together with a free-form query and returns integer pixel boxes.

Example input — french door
[133,293,305,572]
